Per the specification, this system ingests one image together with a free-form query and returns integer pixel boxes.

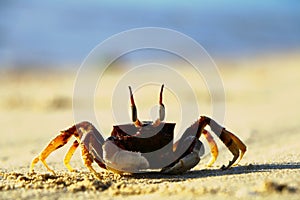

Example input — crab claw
[161,138,202,174]
[103,140,149,173]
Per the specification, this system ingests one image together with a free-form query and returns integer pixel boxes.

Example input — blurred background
[0,0,300,169]
[0,0,299,69]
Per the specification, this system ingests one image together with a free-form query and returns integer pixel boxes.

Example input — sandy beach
[1,52,300,200]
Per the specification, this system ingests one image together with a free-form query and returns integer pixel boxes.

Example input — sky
[0,0,299,68]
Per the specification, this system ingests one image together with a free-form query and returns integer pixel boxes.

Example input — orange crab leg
[63,140,79,172]
[219,129,247,169]
[180,116,246,169]
[30,122,106,177]
[30,129,75,174]
[202,129,219,167]
[203,116,247,169]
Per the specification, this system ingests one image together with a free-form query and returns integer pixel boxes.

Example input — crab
[30,84,246,176]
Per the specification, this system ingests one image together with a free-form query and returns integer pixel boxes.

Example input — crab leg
[63,140,79,172]
[202,129,219,167]
[128,86,142,127]
[219,129,247,169]
[179,116,246,169]
[30,122,106,176]
[30,129,75,174]
[200,116,246,169]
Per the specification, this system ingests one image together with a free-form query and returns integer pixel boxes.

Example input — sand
[1,52,300,200]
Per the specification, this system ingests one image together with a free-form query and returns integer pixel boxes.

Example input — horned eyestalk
[159,84,165,121]
[128,86,142,127]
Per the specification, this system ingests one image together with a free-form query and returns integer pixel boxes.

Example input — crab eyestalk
[159,84,165,121]
[153,84,165,127]
[129,86,142,127]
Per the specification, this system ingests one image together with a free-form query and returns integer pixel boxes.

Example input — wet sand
[0,52,300,199]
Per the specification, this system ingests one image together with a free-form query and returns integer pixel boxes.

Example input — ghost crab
[30,84,246,176]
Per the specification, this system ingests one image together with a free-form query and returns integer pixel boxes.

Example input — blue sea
[0,0,299,68]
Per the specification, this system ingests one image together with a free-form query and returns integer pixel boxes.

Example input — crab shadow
[127,163,300,181]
